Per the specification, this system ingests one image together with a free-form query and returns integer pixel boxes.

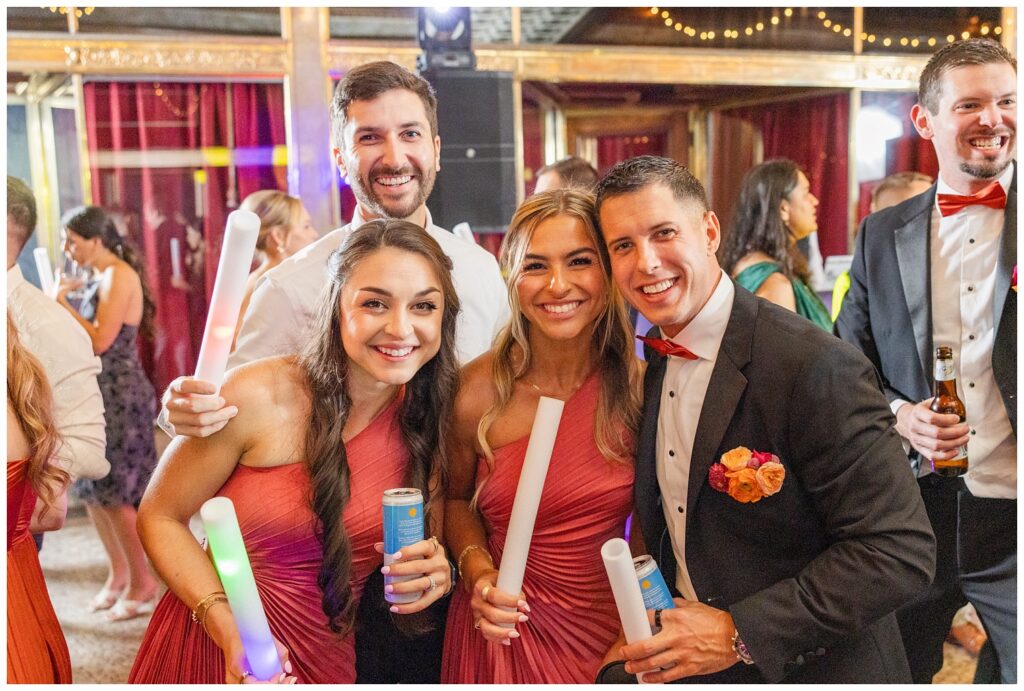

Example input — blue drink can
[633,555,676,611]
[382,488,424,604]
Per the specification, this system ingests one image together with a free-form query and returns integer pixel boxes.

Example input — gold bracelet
[191,590,228,627]
[457,543,494,582]
[199,596,229,634]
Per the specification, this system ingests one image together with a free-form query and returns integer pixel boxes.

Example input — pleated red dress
[128,396,407,683]
[7,459,73,683]
[441,375,635,683]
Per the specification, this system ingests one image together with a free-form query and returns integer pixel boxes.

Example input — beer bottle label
[934,359,955,381]
[950,443,968,462]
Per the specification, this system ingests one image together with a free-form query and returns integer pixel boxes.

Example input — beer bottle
[929,345,968,477]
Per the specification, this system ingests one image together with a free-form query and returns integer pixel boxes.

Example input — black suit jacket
[835,170,1016,440]
[635,285,935,683]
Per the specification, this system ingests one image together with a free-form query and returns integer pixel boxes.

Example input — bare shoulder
[454,351,498,426]
[221,356,308,420]
[731,251,776,275]
[756,272,797,310]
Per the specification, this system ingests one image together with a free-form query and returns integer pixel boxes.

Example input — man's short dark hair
[7,176,37,252]
[595,155,708,218]
[918,38,1016,114]
[330,61,438,150]
[537,156,599,192]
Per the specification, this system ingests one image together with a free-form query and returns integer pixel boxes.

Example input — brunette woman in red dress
[129,221,459,683]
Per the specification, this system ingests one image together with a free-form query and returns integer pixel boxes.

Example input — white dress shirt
[7,265,109,481]
[928,164,1016,498]
[655,270,735,600]
[229,207,510,368]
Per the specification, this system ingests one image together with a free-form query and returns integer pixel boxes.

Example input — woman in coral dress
[7,315,73,683]
[128,221,459,683]
[442,189,643,683]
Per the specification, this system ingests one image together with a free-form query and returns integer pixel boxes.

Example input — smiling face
[335,88,441,223]
[513,214,608,343]
[339,246,444,388]
[600,183,722,338]
[912,61,1017,193]
[779,170,819,241]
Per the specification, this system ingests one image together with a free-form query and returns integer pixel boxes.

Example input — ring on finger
[481,585,491,602]
[239,670,252,684]
[428,535,440,556]
[426,574,437,592]
[473,619,482,630]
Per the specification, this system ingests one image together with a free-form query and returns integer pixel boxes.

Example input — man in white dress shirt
[7,176,109,483]
[154,61,508,683]
[837,38,1017,683]
[160,61,508,436]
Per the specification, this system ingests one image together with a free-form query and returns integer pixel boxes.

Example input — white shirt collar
[936,160,1015,199]
[7,264,26,298]
[661,269,734,361]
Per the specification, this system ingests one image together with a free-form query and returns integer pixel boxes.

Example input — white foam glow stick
[33,247,54,296]
[200,497,282,682]
[193,210,259,391]
[170,237,183,280]
[495,396,564,623]
[602,537,656,683]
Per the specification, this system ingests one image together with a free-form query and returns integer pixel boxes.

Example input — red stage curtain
[596,134,666,175]
[723,93,850,259]
[84,80,285,394]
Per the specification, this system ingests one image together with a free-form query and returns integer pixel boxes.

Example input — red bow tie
[637,335,699,360]
[937,180,1007,217]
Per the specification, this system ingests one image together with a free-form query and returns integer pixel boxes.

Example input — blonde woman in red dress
[7,314,73,683]
[442,189,643,683]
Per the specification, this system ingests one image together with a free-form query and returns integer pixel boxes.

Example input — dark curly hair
[297,219,460,636]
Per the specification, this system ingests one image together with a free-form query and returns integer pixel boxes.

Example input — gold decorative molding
[8,34,288,77]
[329,41,927,90]
[10,33,926,89]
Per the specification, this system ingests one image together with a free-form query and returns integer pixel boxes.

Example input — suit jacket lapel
[636,349,667,551]
[686,285,753,513]
[994,168,1017,334]
[894,190,934,386]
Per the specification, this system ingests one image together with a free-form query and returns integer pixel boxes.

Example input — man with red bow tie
[837,37,1017,683]
[594,155,934,683]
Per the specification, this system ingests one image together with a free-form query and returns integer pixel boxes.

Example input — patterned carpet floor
[38,511,977,684]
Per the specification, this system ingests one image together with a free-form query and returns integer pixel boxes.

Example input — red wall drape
[84,80,286,393]
[724,93,851,259]
[596,134,666,176]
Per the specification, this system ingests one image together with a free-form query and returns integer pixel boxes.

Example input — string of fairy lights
[648,7,1003,49]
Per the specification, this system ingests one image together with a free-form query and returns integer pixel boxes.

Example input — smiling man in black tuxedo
[594,155,935,683]
[837,38,1016,683]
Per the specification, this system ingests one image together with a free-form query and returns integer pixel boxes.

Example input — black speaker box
[423,69,517,234]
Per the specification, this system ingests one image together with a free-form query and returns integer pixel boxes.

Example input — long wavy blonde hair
[7,314,70,517]
[475,189,642,502]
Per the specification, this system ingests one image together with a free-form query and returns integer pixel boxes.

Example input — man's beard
[960,158,1013,180]
[351,163,436,222]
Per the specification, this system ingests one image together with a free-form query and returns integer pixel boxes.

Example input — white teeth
[970,137,1002,149]
[641,279,674,295]
[377,346,413,357]
[543,301,580,314]
[376,175,412,186]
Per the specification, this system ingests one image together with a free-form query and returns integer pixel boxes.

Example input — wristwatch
[732,629,755,665]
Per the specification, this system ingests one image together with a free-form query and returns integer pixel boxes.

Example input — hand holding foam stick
[200,497,284,682]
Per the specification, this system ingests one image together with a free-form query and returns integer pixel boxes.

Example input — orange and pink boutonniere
[709,447,785,503]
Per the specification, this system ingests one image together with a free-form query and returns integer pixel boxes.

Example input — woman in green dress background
[720,158,831,331]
